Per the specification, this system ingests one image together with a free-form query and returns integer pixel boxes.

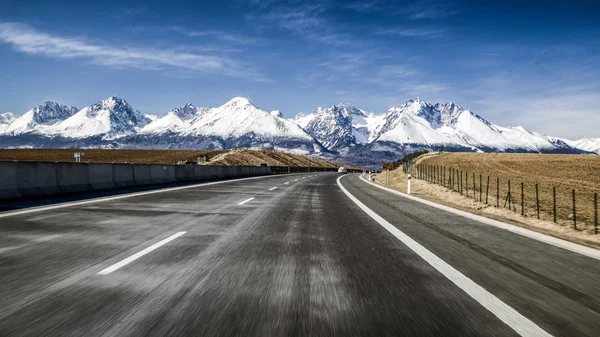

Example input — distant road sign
[74,152,84,162]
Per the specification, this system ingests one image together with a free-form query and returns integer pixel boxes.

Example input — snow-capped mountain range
[0,96,597,167]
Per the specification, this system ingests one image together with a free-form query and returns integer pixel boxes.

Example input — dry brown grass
[0,148,349,168]
[203,149,344,168]
[0,148,224,164]
[418,152,600,234]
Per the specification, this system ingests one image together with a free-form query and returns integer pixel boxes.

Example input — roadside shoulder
[355,174,600,261]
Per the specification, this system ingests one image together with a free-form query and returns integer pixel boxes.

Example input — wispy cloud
[169,26,266,45]
[345,0,460,20]
[459,44,600,138]
[247,2,360,46]
[345,0,385,13]
[403,0,461,19]
[373,65,420,80]
[377,27,445,38]
[0,22,267,81]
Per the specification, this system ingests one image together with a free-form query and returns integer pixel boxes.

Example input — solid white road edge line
[269,187,278,191]
[337,176,552,337]
[98,231,186,275]
[358,174,600,261]
[238,197,255,205]
[285,182,290,184]
[0,174,295,219]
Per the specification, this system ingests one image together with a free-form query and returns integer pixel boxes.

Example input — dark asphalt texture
[0,173,598,336]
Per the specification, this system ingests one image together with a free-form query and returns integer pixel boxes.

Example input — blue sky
[0,0,599,139]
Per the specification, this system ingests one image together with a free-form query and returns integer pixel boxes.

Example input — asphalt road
[0,173,599,336]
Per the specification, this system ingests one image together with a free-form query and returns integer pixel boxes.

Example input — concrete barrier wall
[112,164,136,188]
[0,161,272,201]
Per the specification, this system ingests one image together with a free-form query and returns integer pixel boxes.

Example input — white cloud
[0,22,267,81]
[345,0,385,13]
[403,0,461,19]
[249,2,360,46]
[377,28,445,38]
[169,26,266,45]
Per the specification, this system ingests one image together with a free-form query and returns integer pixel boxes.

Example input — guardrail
[0,161,271,201]
[0,161,363,201]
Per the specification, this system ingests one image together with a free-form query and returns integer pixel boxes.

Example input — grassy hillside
[0,148,353,168]
[204,149,345,168]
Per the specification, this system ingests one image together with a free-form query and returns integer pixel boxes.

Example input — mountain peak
[97,96,130,110]
[30,101,79,125]
[105,95,124,102]
[224,97,254,107]
[168,103,198,119]
[407,96,424,103]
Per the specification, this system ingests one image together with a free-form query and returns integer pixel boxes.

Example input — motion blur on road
[1,173,600,336]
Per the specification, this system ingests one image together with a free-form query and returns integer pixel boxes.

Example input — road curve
[0,173,598,336]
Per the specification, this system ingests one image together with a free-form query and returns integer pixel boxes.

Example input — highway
[1,173,599,336]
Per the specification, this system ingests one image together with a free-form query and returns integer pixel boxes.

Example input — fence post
[521,182,524,216]
[444,166,446,188]
[497,177,500,207]
[466,172,469,197]
[507,179,512,210]
[553,186,557,223]
[472,172,476,201]
[454,168,456,191]
[572,189,577,230]
[460,171,463,195]
[535,184,540,219]
[480,174,482,202]
[486,176,489,204]
[595,192,598,234]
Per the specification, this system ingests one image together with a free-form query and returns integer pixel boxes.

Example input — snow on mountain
[52,96,151,138]
[2,102,78,135]
[300,104,366,151]
[293,112,314,129]
[303,105,353,151]
[180,97,321,153]
[140,103,199,134]
[374,98,459,145]
[369,98,578,154]
[0,112,16,132]
[0,112,15,124]
[295,103,382,151]
[0,95,593,165]
[185,97,307,138]
[562,137,600,154]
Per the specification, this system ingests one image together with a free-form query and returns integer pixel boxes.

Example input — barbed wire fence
[407,162,598,234]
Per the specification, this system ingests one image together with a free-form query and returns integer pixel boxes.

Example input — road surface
[1,173,599,336]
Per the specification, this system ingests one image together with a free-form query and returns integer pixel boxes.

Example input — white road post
[407,173,412,194]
